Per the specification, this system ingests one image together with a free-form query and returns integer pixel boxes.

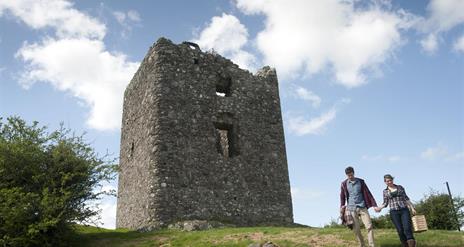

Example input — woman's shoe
[401,241,408,247]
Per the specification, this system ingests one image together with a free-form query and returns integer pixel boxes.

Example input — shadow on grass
[68,226,171,246]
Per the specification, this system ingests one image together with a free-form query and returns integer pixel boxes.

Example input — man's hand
[411,208,417,216]
[340,206,346,214]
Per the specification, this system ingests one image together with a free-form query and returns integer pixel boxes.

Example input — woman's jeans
[390,207,414,242]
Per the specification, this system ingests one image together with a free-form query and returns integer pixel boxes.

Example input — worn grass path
[72,225,464,247]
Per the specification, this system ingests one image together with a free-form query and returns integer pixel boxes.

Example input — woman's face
[384,178,394,186]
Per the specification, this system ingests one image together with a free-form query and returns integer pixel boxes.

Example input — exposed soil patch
[212,230,356,246]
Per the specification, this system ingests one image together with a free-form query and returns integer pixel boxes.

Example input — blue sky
[0,0,463,229]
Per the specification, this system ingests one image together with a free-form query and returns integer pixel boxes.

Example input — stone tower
[116,38,293,230]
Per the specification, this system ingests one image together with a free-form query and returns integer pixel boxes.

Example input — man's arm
[362,180,378,208]
[340,182,346,209]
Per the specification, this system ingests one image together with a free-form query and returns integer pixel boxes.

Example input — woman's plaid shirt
[382,184,410,210]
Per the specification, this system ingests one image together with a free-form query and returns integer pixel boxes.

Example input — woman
[375,174,416,247]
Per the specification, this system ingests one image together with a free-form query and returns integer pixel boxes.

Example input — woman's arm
[375,190,389,212]
[402,186,416,215]
[406,200,416,215]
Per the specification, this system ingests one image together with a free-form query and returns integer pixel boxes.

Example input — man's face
[346,172,355,181]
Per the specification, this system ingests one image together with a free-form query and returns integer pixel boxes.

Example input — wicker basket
[412,215,428,233]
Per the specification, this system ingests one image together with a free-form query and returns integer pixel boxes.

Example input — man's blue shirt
[347,178,366,210]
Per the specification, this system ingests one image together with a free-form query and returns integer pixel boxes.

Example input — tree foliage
[0,117,116,246]
[415,190,464,230]
[372,190,463,230]
[371,213,395,229]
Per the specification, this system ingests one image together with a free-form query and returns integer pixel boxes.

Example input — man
[340,166,377,247]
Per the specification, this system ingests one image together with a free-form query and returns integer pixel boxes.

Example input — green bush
[0,117,116,246]
[371,213,395,229]
[415,190,464,230]
[323,218,345,228]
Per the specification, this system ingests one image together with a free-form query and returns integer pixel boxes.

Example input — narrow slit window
[216,91,226,97]
[218,129,229,157]
[214,122,237,158]
[216,76,232,97]
[128,142,134,158]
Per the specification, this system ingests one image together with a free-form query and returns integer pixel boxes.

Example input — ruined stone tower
[116,37,293,230]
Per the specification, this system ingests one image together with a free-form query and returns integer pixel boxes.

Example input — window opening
[214,122,237,157]
[129,142,134,158]
[216,76,232,97]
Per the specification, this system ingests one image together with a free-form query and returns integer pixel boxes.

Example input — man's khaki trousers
[350,207,375,247]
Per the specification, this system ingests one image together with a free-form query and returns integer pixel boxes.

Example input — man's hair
[345,166,354,174]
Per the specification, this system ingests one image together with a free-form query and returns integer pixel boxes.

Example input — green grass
[71,225,464,247]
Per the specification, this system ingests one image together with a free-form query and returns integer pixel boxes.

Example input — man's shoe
[407,239,416,247]
[401,241,408,247]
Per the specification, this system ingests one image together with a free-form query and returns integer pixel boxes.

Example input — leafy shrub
[372,190,463,230]
[323,218,345,228]
[371,213,395,229]
[0,117,116,246]
[415,190,463,230]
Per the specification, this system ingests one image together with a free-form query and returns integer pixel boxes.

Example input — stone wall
[116,38,293,230]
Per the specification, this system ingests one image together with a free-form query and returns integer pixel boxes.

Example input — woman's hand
[374,207,381,213]
[406,200,416,215]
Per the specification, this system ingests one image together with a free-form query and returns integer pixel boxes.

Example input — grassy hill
[72,225,464,247]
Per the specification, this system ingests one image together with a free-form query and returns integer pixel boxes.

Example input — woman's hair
[384,174,394,181]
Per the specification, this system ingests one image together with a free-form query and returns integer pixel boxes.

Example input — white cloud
[421,144,449,160]
[229,50,256,71]
[113,11,126,24]
[87,197,117,229]
[420,144,464,162]
[453,35,464,53]
[235,0,415,87]
[127,10,141,22]
[112,10,141,39]
[287,98,350,136]
[447,151,464,162]
[98,200,117,229]
[291,187,324,200]
[16,38,139,130]
[113,9,141,26]
[420,33,439,54]
[423,0,464,32]
[361,154,401,163]
[194,13,247,54]
[419,0,464,52]
[0,0,105,39]
[98,184,117,229]
[88,183,117,229]
[193,13,256,71]
[361,154,383,161]
[295,87,321,108]
[288,108,336,136]
[388,156,401,163]
[1,0,139,131]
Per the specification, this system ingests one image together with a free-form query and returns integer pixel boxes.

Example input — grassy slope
[72,225,464,247]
